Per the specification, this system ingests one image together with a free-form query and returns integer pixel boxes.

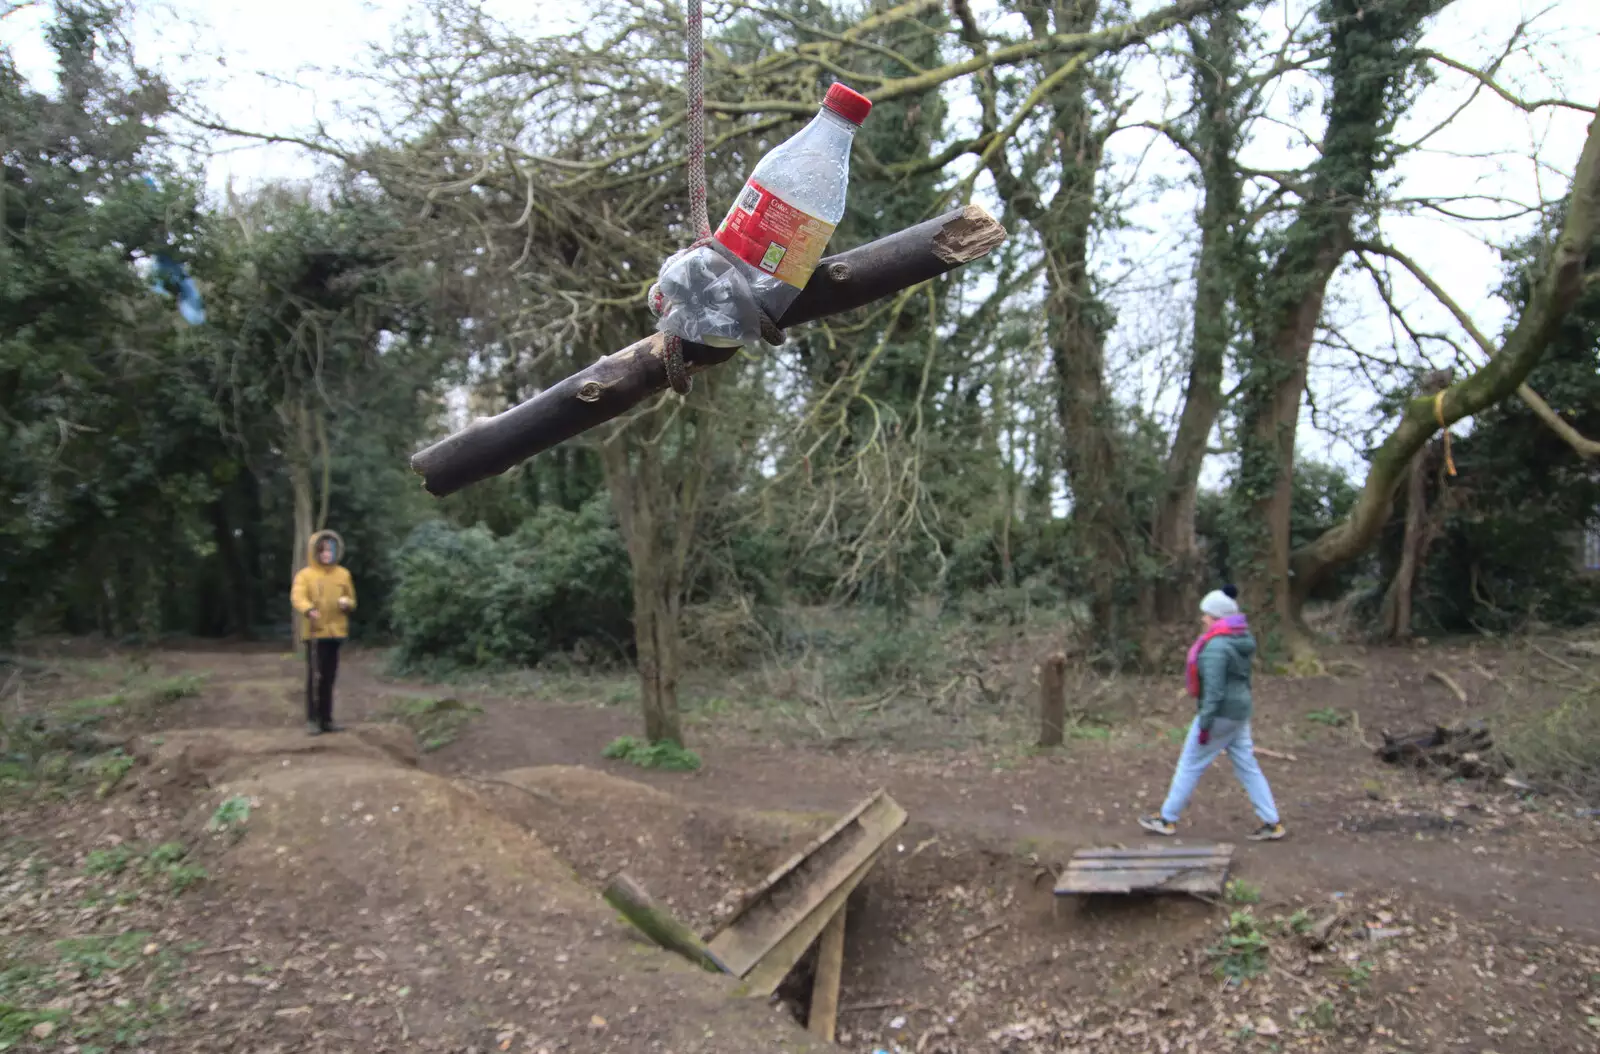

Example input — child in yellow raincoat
[290,530,356,735]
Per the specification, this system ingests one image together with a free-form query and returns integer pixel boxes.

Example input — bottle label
[715,180,836,290]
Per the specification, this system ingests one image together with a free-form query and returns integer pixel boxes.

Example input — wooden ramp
[1055,843,1235,896]
[708,789,906,997]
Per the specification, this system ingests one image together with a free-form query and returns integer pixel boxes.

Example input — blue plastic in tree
[142,177,205,325]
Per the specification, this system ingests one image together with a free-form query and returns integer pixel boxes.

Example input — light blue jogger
[1159,717,1279,825]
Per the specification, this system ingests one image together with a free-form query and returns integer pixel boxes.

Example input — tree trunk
[1234,0,1453,658]
[1377,440,1430,640]
[1151,8,1245,623]
[286,400,315,648]
[985,0,1144,655]
[1290,107,1600,614]
[632,534,684,746]
[601,369,718,746]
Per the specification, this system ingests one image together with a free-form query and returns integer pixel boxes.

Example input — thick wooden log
[411,205,1008,496]
[1038,652,1067,748]
[602,872,728,974]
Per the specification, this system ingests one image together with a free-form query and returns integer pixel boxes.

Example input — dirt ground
[3,640,1599,1053]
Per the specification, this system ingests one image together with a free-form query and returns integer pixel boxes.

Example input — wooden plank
[1055,842,1235,897]
[1061,864,1230,881]
[1038,652,1066,747]
[808,905,847,1043]
[739,846,881,997]
[1059,869,1229,895]
[1060,864,1229,885]
[722,790,885,924]
[709,791,906,980]
[1068,855,1233,871]
[1073,844,1234,859]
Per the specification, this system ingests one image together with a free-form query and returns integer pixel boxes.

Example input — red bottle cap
[823,83,872,125]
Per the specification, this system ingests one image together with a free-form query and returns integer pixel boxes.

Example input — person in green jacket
[1140,588,1286,841]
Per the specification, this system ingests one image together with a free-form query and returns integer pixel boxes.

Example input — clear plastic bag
[652,243,765,347]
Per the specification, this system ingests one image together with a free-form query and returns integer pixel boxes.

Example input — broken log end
[934,204,1007,264]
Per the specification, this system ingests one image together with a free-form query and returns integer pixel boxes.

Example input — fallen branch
[964,919,1006,944]
[1426,668,1469,704]
[1376,721,1507,780]
[1532,642,1588,677]
[411,206,1007,496]
[1255,747,1298,763]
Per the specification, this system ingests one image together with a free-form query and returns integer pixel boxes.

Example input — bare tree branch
[1293,100,1600,601]
[1355,239,1600,459]
[1418,48,1598,115]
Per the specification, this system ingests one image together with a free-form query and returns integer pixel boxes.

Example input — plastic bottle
[654,82,872,347]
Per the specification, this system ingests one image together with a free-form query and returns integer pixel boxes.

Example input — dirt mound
[475,765,833,931]
[131,723,420,800]
[123,728,821,1053]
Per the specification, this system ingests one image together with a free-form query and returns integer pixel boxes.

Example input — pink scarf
[1185,614,1248,698]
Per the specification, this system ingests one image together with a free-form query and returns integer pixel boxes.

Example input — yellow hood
[307,529,345,567]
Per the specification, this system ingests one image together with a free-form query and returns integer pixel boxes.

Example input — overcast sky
[4,0,1597,483]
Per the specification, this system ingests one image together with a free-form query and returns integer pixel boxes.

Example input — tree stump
[1038,652,1067,747]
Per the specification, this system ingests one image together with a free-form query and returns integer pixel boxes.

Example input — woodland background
[5,0,1600,747]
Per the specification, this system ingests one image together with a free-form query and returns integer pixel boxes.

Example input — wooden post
[1038,652,1067,747]
[410,206,1007,496]
[808,905,846,1043]
[602,872,728,974]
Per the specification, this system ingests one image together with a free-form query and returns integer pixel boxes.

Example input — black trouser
[305,638,342,726]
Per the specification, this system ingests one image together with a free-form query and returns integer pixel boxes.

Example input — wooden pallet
[1054,843,1235,896]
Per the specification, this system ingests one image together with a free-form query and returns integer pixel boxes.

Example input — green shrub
[207,795,251,833]
[835,619,938,693]
[1209,910,1270,982]
[1224,878,1262,905]
[602,736,702,772]
[389,495,632,670]
[84,846,136,876]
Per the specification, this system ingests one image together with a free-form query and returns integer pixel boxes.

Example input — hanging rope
[685,0,710,243]
[1433,390,1457,477]
[647,0,710,396]
[649,0,783,397]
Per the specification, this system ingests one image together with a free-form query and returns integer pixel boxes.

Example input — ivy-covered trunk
[1151,7,1247,623]
[1233,0,1452,657]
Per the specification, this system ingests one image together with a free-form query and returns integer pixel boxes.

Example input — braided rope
[652,0,784,396]
[652,0,706,396]
[686,0,709,242]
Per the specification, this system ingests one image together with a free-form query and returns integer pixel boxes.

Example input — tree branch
[175,111,357,165]
[409,206,1008,496]
[1418,49,1598,115]
[1291,97,1600,598]
[1355,238,1600,459]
